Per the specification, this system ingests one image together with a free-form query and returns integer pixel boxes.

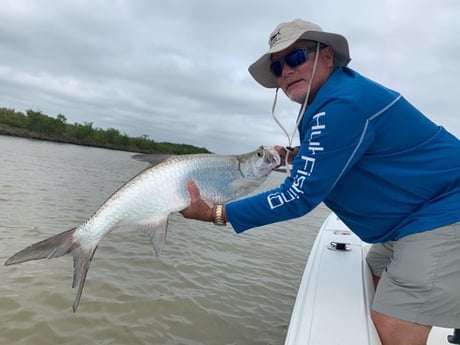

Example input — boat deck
[284,213,454,345]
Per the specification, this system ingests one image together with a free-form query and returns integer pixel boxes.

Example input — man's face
[271,40,334,104]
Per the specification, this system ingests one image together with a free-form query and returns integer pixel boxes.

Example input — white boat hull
[285,212,454,345]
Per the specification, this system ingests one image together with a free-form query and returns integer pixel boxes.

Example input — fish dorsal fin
[138,217,169,257]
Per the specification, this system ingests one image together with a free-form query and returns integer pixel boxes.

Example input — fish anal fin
[137,217,169,257]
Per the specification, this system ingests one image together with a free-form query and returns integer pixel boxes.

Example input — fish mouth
[265,146,281,168]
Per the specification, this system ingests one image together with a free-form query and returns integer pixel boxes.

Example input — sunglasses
[270,43,326,78]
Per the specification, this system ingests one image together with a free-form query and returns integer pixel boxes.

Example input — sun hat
[248,19,351,88]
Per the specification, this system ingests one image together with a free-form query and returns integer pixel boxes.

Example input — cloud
[0,0,459,153]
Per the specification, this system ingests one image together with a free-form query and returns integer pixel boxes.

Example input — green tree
[0,106,211,154]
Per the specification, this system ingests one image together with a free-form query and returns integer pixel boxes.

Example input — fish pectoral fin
[232,179,259,191]
[137,217,169,258]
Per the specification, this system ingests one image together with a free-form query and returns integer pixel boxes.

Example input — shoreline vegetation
[0,107,211,155]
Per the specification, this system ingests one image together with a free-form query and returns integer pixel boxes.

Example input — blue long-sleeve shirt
[226,67,460,243]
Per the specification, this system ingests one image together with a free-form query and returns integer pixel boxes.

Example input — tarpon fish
[5,146,280,312]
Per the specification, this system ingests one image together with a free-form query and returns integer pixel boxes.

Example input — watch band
[213,203,226,226]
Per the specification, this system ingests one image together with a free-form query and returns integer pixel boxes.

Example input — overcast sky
[0,0,459,154]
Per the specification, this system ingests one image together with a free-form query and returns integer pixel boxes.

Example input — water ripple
[0,135,329,345]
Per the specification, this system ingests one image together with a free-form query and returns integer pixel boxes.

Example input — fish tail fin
[72,244,97,313]
[4,228,78,265]
[4,227,97,312]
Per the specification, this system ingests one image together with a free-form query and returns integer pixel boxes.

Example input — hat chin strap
[271,42,321,176]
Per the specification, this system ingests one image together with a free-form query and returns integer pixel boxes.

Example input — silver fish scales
[5,146,280,312]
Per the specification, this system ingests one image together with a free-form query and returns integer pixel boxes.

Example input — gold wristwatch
[213,203,226,226]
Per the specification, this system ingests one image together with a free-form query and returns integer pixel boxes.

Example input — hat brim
[248,31,351,88]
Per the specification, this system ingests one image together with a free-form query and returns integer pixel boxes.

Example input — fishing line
[271,42,321,176]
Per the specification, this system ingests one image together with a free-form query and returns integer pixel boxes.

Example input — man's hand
[274,145,298,166]
[180,180,214,222]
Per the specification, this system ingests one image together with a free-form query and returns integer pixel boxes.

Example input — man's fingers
[180,180,214,221]
[186,180,201,201]
[274,145,287,167]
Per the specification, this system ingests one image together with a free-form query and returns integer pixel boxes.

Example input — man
[180,19,460,345]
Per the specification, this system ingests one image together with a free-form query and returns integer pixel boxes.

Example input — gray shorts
[366,223,460,328]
